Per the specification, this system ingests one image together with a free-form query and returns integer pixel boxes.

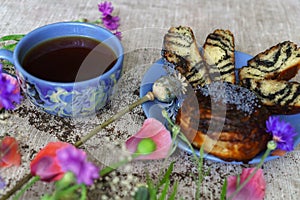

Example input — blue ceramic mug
[0,22,124,117]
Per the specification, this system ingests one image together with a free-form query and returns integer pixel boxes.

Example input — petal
[227,168,266,200]
[31,142,70,164]
[226,175,238,197]
[132,118,168,139]
[30,142,69,182]
[125,118,172,160]
[30,156,64,182]
[0,136,21,167]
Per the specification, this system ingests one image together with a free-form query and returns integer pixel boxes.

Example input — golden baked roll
[162,26,210,88]
[203,29,236,84]
[175,82,272,162]
[239,41,300,81]
[240,78,300,114]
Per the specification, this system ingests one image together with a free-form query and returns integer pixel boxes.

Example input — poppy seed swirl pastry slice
[175,82,272,162]
[203,29,236,84]
[239,41,300,81]
[240,78,300,114]
[162,26,210,88]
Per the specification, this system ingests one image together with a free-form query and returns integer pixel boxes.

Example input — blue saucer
[140,51,300,164]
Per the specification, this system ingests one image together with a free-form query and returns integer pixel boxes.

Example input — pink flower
[226,168,266,200]
[125,118,172,160]
[0,136,21,168]
[30,142,69,182]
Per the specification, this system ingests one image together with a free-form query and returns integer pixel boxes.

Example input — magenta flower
[97,2,122,39]
[57,145,99,186]
[114,31,122,40]
[0,64,22,110]
[98,1,113,16]
[126,118,172,160]
[266,116,297,151]
[102,15,120,31]
[227,168,266,200]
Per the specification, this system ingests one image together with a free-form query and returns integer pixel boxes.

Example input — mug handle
[0,49,15,66]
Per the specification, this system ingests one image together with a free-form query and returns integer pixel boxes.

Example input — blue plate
[140,51,300,164]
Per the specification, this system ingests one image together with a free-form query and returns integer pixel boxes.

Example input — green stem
[75,92,154,147]
[13,176,40,200]
[227,148,272,200]
[80,184,87,200]
[0,173,33,200]
[162,109,204,199]
[195,145,204,199]
[100,154,138,177]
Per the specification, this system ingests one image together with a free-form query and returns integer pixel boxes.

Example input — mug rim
[13,21,124,86]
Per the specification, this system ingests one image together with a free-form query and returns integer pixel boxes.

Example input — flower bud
[267,140,277,150]
[136,138,156,155]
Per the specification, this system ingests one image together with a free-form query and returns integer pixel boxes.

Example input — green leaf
[0,34,25,42]
[41,195,53,200]
[158,179,170,200]
[80,184,87,200]
[146,173,157,200]
[220,178,228,200]
[158,161,175,188]
[2,43,18,51]
[169,180,178,200]
[134,186,150,200]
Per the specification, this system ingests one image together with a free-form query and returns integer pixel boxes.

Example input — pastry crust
[162,26,210,88]
[176,82,271,162]
[239,41,300,81]
[240,78,300,114]
[203,29,236,84]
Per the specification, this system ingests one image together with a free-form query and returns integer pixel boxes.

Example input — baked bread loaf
[240,78,300,114]
[175,82,271,162]
[162,26,210,88]
[239,41,300,81]
[203,29,236,84]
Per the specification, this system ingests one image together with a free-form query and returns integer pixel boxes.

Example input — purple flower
[0,64,22,110]
[102,15,120,31]
[114,31,122,40]
[98,1,113,16]
[0,176,5,189]
[57,145,99,185]
[266,116,297,151]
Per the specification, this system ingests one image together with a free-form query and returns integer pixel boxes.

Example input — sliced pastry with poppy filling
[162,26,210,88]
[203,29,236,84]
[239,41,300,81]
[240,78,300,114]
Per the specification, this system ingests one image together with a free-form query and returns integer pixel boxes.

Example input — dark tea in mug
[22,36,117,82]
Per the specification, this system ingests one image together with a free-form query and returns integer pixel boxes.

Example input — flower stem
[12,176,40,200]
[162,109,204,199]
[227,147,272,200]
[100,154,138,177]
[80,184,87,200]
[75,92,154,147]
[0,173,33,200]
